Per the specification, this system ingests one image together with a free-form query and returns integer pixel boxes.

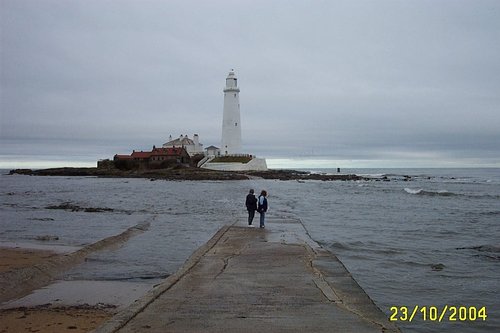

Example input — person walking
[245,189,257,227]
[257,190,268,229]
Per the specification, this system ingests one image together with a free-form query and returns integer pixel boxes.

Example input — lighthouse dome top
[224,69,239,92]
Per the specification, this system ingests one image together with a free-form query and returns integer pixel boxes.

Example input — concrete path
[94,218,400,333]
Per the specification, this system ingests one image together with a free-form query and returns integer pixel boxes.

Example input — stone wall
[202,157,267,171]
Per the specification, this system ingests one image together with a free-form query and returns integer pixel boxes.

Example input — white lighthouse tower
[201,70,267,171]
[221,70,242,155]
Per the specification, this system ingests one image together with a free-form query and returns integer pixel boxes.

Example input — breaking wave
[404,188,457,197]
[403,188,500,200]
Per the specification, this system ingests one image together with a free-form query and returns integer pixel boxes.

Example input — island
[8,166,366,181]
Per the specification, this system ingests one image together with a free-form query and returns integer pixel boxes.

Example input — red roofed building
[149,147,189,164]
[113,154,133,160]
[130,151,152,160]
[113,146,190,169]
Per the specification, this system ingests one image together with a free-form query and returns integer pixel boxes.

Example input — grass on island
[210,156,252,163]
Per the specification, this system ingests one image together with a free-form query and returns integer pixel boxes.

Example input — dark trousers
[248,210,255,225]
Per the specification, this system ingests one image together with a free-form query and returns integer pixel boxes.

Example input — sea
[1,168,499,333]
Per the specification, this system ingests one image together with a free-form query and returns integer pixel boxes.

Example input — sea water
[0,168,499,332]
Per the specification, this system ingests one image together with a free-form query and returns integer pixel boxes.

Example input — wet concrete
[93,219,400,333]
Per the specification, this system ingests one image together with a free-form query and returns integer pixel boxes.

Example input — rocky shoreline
[8,167,368,181]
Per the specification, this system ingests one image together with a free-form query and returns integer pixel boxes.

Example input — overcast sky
[1,0,500,168]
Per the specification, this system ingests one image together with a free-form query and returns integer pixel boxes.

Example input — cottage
[148,147,190,165]
[113,146,190,169]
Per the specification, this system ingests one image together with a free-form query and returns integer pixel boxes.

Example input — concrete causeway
[93,218,400,333]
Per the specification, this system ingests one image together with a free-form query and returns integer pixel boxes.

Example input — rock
[9,169,33,175]
[430,263,445,271]
[35,235,59,241]
[45,202,114,213]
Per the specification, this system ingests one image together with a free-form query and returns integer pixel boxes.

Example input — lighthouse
[201,70,267,171]
[221,70,242,155]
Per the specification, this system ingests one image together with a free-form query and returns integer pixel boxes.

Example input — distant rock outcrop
[9,167,367,181]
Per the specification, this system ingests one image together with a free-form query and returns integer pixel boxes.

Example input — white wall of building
[202,157,267,171]
[163,134,204,156]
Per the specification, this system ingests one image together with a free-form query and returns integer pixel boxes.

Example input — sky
[1,0,500,169]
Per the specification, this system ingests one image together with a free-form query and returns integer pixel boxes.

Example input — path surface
[94,218,400,333]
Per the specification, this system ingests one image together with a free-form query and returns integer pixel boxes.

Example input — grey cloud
[1,0,500,167]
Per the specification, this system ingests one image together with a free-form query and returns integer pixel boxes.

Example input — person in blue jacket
[257,190,268,228]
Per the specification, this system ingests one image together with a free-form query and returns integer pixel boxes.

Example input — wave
[404,188,457,197]
[479,210,500,216]
[357,173,386,178]
[322,241,366,251]
[456,244,500,261]
[403,188,500,200]
[404,188,423,195]
[457,244,500,253]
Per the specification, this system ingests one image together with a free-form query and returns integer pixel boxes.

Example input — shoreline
[8,167,367,181]
[0,222,152,333]
[0,248,115,333]
[0,247,59,274]
[0,304,113,333]
[0,222,150,304]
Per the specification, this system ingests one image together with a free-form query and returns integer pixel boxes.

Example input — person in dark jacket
[245,189,257,227]
[257,190,268,228]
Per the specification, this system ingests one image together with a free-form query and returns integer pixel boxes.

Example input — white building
[163,134,204,156]
[221,70,242,155]
[205,145,220,157]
